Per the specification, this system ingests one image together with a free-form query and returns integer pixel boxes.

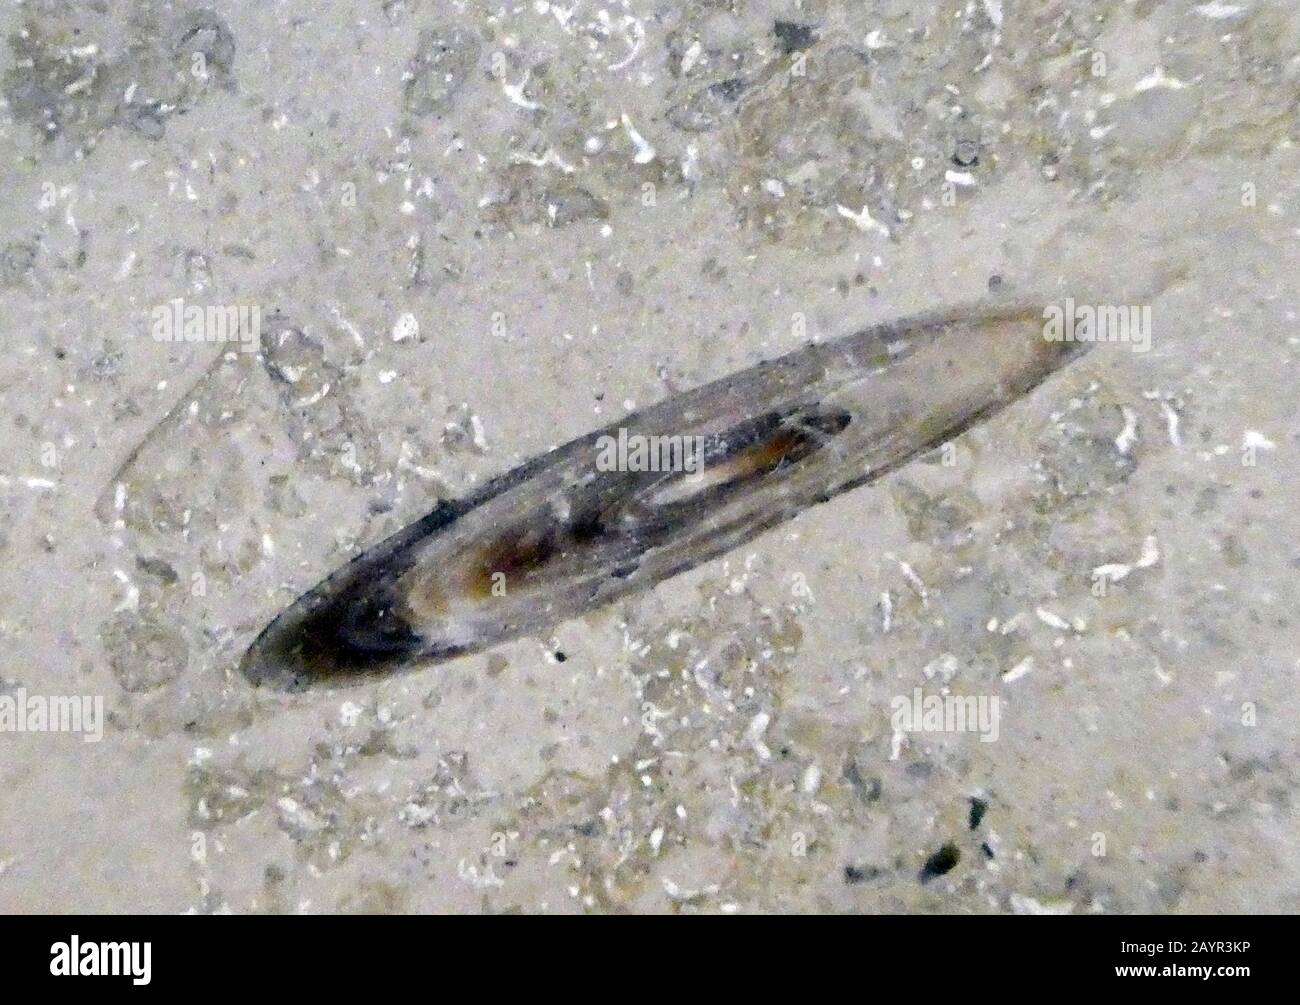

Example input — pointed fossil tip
[239,588,352,692]
[239,619,316,693]
[240,575,437,691]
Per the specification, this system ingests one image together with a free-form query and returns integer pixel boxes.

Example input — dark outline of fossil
[241,303,1090,690]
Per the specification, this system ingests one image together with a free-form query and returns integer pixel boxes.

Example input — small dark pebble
[919,842,961,883]
[554,651,567,663]
[773,21,817,54]
[968,796,988,830]
[981,841,995,860]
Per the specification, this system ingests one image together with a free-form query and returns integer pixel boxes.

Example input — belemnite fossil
[241,304,1089,690]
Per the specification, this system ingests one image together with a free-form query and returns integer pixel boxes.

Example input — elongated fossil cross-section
[241,305,1088,690]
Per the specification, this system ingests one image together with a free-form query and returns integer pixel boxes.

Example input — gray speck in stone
[669,78,747,133]
[844,863,881,885]
[0,241,38,288]
[404,26,482,118]
[135,556,180,584]
[100,610,190,694]
[773,22,817,55]
[174,9,238,88]
[953,138,981,168]
[118,100,169,140]
[843,754,883,803]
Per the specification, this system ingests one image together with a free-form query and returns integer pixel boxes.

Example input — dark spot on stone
[843,757,882,803]
[844,864,880,885]
[773,21,817,55]
[701,256,727,281]
[968,797,988,830]
[919,842,960,883]
[136,555,179,583]
[554,651,567,663]
[711,77,746,102]
[981,841,995,859]
[953,139,980,167]
[988,274,1003,291]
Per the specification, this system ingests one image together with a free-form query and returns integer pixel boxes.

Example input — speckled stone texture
[0,0,1297,913]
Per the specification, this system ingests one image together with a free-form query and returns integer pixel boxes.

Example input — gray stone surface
[0,0,1297,913]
